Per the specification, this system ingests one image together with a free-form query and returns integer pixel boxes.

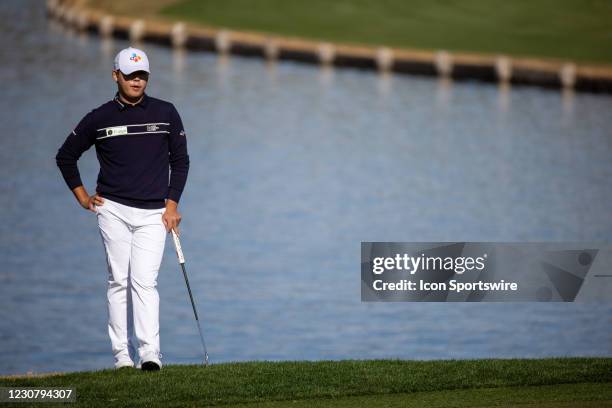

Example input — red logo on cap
[130,53,142,63]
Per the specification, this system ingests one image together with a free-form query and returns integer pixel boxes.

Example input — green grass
[1,358,611,407]
[160,0,612,64]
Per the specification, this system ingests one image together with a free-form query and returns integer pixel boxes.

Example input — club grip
[171,229,186,264]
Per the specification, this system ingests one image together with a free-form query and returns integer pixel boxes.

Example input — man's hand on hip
[72,186,104,213]
[85,193,105,213]
[163,199,182,234]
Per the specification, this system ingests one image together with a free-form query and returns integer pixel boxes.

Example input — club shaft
[180,263,200,320]
[172,229,209,365]
[180,262,209,365]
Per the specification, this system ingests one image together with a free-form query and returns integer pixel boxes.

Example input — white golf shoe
[139,351,162,371]
[115,359,134,369]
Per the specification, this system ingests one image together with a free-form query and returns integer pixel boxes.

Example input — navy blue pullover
[56,92,190,209]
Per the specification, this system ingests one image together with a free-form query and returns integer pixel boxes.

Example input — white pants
[96,198,166,366]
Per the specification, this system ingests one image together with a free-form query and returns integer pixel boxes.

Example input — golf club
[171,228,209,366]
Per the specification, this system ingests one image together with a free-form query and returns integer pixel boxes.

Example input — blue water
[0,1,610,375]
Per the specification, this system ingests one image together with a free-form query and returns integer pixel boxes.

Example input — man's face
[113,70,149,99]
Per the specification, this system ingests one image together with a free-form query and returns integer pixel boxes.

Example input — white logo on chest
[106,126,128,137]
[147,124,160,132]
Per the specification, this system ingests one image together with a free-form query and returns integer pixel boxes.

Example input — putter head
[204,353,209,366]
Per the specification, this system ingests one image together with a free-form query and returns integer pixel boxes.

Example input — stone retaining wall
[48,0,612,93]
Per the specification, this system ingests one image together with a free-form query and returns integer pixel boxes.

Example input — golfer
[55,47,190,371]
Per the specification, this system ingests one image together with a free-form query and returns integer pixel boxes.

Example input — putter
[171,228,209,366]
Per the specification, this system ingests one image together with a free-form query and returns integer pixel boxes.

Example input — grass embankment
[1,358,611,407]
[157,0,612,65]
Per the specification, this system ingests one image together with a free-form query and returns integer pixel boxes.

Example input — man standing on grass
[55,47,190,371]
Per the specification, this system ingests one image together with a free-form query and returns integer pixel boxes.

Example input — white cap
[113,47,150,75]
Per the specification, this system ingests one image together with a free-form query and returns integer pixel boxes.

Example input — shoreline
[2,356,610,379]
[48,0,612,94]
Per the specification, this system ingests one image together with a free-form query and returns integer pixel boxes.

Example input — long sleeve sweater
[56,92,190,209]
